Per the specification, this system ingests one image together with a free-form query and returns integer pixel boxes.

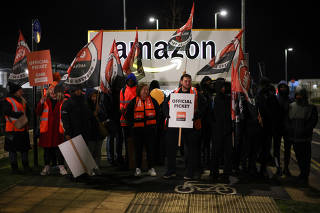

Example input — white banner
[58,135,97,178]
[168,93,194,128]
[88,29,240,87]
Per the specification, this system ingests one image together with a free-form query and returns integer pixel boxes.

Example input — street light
[285,47,293,83]
[149,17,159,30]
[214,9,227,29]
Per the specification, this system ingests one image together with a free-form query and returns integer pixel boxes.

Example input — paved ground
[1,127,320,212]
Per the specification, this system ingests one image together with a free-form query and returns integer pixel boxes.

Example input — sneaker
[58,165,68,175]
[40,165,50,176]
[134,168,142,177]
[163,172,176,179]
[148,168,157,176]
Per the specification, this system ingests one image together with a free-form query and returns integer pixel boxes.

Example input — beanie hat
[126,73,137,83]
[8,82,22,94]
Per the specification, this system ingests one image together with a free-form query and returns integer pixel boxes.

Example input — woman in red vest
[126,83,160,177]
[36,82,67,176]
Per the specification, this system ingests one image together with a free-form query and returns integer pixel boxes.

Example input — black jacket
[61,94,98,141]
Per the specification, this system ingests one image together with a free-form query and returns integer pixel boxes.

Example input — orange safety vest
[120,86,137,126]
[5,97,26,132]
[39,102,49,133]
[133,96,156,128]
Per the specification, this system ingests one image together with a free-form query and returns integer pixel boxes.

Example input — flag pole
[31,19,38,167]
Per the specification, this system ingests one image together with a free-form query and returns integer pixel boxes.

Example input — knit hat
[8,82,22,94]
[126,73,137,83]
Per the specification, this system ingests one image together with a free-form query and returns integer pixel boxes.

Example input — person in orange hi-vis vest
[162,73,204,180]
[125,83,160,177]
[36,82,67,176]
[3,82,31,174]
[118,73,137,167]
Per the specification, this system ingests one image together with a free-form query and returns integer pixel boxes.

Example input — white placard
[58,135,97,178]
[168,93,195,128]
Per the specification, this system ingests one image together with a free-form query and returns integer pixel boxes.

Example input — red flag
[168,2,194,51]
[8,31,31,86]
[122,28,145,80]
[101,39,123,93]
[65,30,103,88]
[197,30,243,75]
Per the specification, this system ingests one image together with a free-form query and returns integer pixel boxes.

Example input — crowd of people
[1,72,318,185]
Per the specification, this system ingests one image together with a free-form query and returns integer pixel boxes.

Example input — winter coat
[284,88,318,143]
[61,94,99,142]
[36,98,64,147]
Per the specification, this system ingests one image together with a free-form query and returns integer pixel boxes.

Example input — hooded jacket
[284,87,318,142]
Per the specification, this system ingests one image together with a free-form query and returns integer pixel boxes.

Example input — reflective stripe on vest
[133,96,156,128]
[5,97,26,132]
[39,102,49,133]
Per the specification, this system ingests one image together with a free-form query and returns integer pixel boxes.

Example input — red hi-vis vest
[39,102,49,133]
[5,97,26,132]
[133,96,156,128]
[120,86,137,127]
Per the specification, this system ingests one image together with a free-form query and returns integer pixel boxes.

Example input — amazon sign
[89,29,241,85]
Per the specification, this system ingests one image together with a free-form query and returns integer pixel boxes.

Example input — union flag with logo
[9,31,30,86]
[65,30,103,88]
[122,28,145,81]
[167,2,194,51]
[101,39,124,93]
[197,30,243,75]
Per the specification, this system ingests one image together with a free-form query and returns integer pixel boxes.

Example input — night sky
[0,0,315,83]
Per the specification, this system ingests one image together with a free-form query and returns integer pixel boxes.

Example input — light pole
[285,47,293,83]
[149,17,159,30]
[214,10,227,29]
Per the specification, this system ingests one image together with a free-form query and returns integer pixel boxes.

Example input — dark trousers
[284,140,293,169]
[106,134,117,163]
[241,126,260,171]
[200,125,212,170]
[9,151,29,169]
[212,134,233,175]
[44,147,64,166]
[133,127,156,169]
[293,141,311,179]
[166,128,200,177]
[117,126,130,164]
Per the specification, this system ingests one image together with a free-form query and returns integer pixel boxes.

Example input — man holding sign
[163,74,204,180]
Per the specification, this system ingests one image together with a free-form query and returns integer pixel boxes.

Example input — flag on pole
[196,30,243,75]
[8,31,30,86]
[167,2,194,51]
[101,39,124,93]
[122,28,145,81]
[65,30,103,88]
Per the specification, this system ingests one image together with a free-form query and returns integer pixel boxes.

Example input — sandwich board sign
[168,93,194,128]
[58,134,97,178]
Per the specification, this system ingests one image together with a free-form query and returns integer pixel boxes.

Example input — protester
[86,88,105,169]
[199,76,214,171]
[36,82,67,176]
[256,77,280,178]
[274,81,293,176]
[163,74,204,180]
[211,79,233,183]
[149,80,165,165]
[126,83,160,176]
[3,82,31,174]
[61,85,100,175]
[284,87,318,185]
[119,73,137,167]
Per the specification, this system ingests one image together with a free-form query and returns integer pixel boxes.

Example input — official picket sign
[27,49,53,86]
[168,93,195,128]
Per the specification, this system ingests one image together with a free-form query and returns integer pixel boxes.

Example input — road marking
[280,143,320,172]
